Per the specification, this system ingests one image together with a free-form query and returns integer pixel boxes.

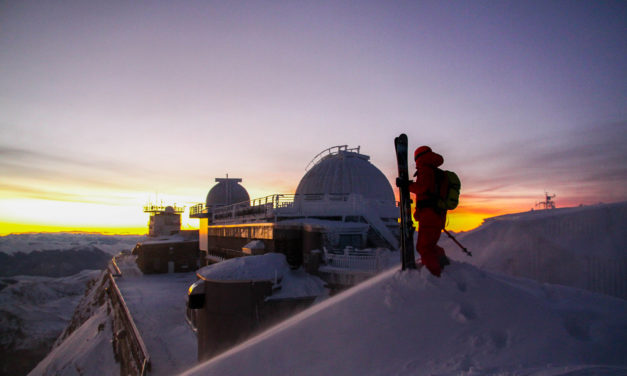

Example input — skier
[409,146,450,277]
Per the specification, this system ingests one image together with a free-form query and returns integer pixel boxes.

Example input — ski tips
[395,133,408,142]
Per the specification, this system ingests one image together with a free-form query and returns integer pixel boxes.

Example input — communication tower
[535,192,556,210]
[144,204,185,237]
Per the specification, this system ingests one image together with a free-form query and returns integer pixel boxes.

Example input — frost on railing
[323,248,389,273]
[106,272,151,376]
[108,258,122,276]
[204,194,296,223]
[190,193,397,230]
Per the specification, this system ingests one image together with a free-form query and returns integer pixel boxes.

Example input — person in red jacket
[409,146,450,277]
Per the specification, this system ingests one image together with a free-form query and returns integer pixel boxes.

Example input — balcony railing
[305,145,362,171]
[143,204,185,214]
[189,203,205,217]
[106,272,151,375]
[189,193,398,231]
[323,248,389,273]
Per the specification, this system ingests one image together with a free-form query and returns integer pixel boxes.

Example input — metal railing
[305,145,361,171]
[106,272,151,375]
[190,203,205,217]
[190,193,399,240]
[323,248,388,272]
[108,257,122,276]
[143,204,185,214]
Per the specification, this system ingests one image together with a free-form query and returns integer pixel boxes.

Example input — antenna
[535,192,556,210]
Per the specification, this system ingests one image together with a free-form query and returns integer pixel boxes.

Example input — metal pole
[443,229,472,257]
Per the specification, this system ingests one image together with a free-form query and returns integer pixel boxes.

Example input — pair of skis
[394,134,417,270]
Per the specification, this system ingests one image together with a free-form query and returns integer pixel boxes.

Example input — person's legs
[416,224,442,276]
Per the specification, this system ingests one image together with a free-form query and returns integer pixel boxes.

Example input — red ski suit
[409,148,447,277]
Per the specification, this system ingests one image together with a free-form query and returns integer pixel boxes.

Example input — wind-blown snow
[443,202,627,299]
[182,263,627,376]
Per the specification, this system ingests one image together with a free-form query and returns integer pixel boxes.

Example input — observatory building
[205,177,250,211]
[144,204,184,237]
[190,146,399,284]
[186,146,400,360]
[132,204,200,274]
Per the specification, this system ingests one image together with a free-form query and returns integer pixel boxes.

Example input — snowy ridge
[28,291,117,376]
[25,271,115,376]
[444,202,627,299]
[182,263,627,376]
[0,270,101,376]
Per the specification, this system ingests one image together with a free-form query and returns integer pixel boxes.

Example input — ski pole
[443,229,472,257]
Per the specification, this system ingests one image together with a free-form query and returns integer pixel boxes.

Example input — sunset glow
[1,2,625,236]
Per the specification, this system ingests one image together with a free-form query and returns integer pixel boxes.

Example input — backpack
[435,169,461,210]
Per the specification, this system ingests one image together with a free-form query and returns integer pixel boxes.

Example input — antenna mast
[535,192,556,210]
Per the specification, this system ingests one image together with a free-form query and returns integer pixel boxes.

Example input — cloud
[0,182,129,205]
[0,145,155,201]
[459,121,627,205]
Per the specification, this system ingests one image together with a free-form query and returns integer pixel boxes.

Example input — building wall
[194,279,316,362]
[199,218,208,251]
[204,223,315,268]
[133,241,200,274]
[149,212,181,237]
[196,280,273,361]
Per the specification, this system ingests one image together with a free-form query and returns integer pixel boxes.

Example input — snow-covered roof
[196,253,327,299]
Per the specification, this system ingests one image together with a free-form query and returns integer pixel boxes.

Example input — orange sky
[1,2,625,236]
[0,189,533,236]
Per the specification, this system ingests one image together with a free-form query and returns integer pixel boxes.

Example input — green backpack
[435,169,461,210]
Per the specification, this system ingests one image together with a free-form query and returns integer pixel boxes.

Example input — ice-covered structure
[190,146,399,286]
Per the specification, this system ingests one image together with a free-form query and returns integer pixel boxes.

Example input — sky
[1,0,626,235]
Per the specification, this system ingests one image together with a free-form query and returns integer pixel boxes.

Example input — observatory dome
[206,178,250,208]
[296,147,395,203]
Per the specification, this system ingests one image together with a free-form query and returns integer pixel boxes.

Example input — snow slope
[182,263,627,376]
[0,270,100,376]
[443,202,627,299]
[27,293,116,376]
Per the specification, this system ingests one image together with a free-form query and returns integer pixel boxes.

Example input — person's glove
[395,178,412,188]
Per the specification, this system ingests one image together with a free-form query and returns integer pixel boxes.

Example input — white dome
[296,149,394,203]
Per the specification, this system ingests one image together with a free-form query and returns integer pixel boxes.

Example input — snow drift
[196,253,328,300]
[444,202,627,299]
[182,263,627,376]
